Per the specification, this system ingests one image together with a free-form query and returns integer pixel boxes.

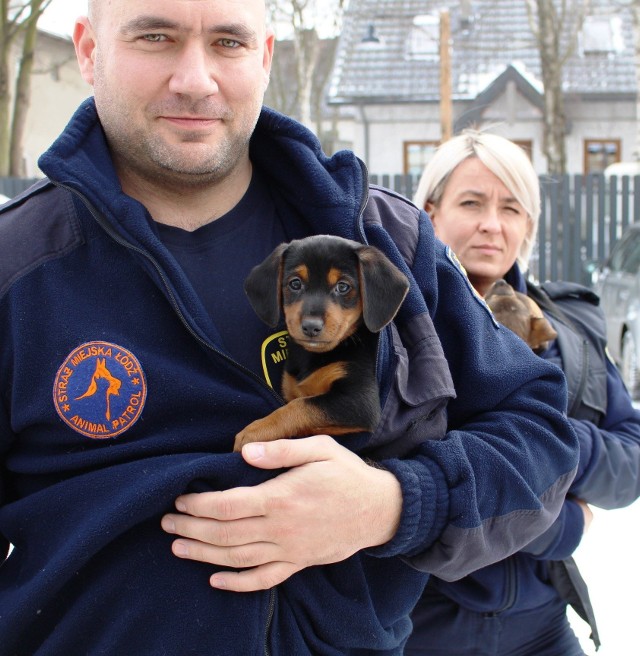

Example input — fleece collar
[38,99,369,248]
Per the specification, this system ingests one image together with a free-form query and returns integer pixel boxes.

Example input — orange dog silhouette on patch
[76,358,122,420]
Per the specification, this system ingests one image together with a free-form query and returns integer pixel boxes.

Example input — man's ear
[262,29,276,91]
[73,17,97,86]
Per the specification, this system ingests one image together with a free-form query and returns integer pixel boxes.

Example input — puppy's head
[244,235,409,352]
[485,279,558,353]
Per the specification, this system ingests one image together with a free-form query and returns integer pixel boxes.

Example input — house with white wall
[327,0,638,175]
[15,29,91,178]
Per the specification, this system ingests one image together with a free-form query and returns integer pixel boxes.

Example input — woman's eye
[288,278,302,291]
[335,281,351,295]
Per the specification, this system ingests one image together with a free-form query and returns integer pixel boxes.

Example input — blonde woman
[407,130,640,656]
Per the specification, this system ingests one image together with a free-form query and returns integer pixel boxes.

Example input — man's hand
[576,498,594,533]
[161,435,402,592]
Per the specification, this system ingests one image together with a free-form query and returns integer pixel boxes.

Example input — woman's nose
[478,207,502,232]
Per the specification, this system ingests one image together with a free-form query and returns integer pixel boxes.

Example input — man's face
[74,0,274,188]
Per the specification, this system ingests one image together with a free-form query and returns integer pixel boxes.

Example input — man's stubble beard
[104,116,257,190]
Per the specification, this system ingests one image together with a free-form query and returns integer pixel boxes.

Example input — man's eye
[219,38,240,48]
[335,281,351,295]
[288,278,303,291]
[142,34,167,43]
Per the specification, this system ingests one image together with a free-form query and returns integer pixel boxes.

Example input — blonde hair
[413,129,540,270]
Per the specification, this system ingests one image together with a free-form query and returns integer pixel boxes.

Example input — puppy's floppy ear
[244,243,289,327]
[356,246,410,332]
[529,316,558,353]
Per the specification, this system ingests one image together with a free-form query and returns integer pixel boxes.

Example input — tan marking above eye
[294,265,309,282]
[327,267,343,287]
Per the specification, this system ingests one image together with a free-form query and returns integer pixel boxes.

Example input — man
[0,1,577,654]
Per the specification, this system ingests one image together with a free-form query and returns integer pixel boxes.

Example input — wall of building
[20,31,91,177]
[331,90,638,176]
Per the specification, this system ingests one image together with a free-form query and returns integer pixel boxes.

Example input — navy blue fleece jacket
[0,100,577,655]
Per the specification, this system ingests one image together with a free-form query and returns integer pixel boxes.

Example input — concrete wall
[18,31,91,177]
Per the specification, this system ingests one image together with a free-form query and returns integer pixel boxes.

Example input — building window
[584,139,620,174]
[404,141,439,175]
[580,16,624,55]
[407,14,439,60]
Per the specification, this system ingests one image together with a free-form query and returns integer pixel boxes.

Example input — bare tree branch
[1,0,56,175]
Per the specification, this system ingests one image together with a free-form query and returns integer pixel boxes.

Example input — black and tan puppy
[485,279,558,353]
[233,235,410,452]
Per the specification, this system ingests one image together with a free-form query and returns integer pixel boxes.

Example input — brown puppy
[233,235,410,452]
[485,279,558,353]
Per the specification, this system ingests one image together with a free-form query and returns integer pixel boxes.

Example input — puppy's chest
[282,337,375,400]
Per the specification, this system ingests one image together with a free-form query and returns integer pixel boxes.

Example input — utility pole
[439,9,453,142]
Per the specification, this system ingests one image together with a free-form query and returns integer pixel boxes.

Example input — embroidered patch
[260,330,290,389]
[53,341,147,439]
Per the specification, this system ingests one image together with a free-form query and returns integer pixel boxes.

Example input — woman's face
[428,157,530,297]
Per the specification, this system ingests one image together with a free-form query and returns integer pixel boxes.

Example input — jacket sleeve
[569,359,640,509]
[519,498,585,560]
[367,214,578,582]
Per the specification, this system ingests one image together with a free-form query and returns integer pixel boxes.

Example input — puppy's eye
[335,281,351,295]
[288,278,303,291]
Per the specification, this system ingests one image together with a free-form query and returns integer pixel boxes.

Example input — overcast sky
[39,0,88,37]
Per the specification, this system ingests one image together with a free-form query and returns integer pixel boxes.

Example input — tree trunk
[0,5,13,176]
[0,0,54,176]
[10,3,41,176]
[535,0,567,174]
[294,27,320,128]
[632,0,640,161]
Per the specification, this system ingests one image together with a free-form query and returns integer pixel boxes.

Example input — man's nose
[168,42,219,98]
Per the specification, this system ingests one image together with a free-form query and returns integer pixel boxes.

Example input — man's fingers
[169,538,282,570]
[210,562,301,592]
[162,514,271,547]
[173,486,268,521]
[241,435,343,469]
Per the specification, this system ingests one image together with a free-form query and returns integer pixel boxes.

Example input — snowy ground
[568,498,640,655]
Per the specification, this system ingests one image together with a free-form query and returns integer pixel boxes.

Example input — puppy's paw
[233,421,265,452]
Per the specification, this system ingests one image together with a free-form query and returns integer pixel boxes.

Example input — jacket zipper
[55,182,282,651]
[355,159,371,244]
[263,588,276,656]
[485,557,518,617]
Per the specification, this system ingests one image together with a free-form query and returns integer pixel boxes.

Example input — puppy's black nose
[301,317,324,337]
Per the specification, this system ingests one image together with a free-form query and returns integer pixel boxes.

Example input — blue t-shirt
[156,173,289,384]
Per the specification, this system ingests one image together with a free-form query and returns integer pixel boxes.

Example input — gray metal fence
[0,176,40,199]
[3,173,639,285]
[370,172,640,285]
